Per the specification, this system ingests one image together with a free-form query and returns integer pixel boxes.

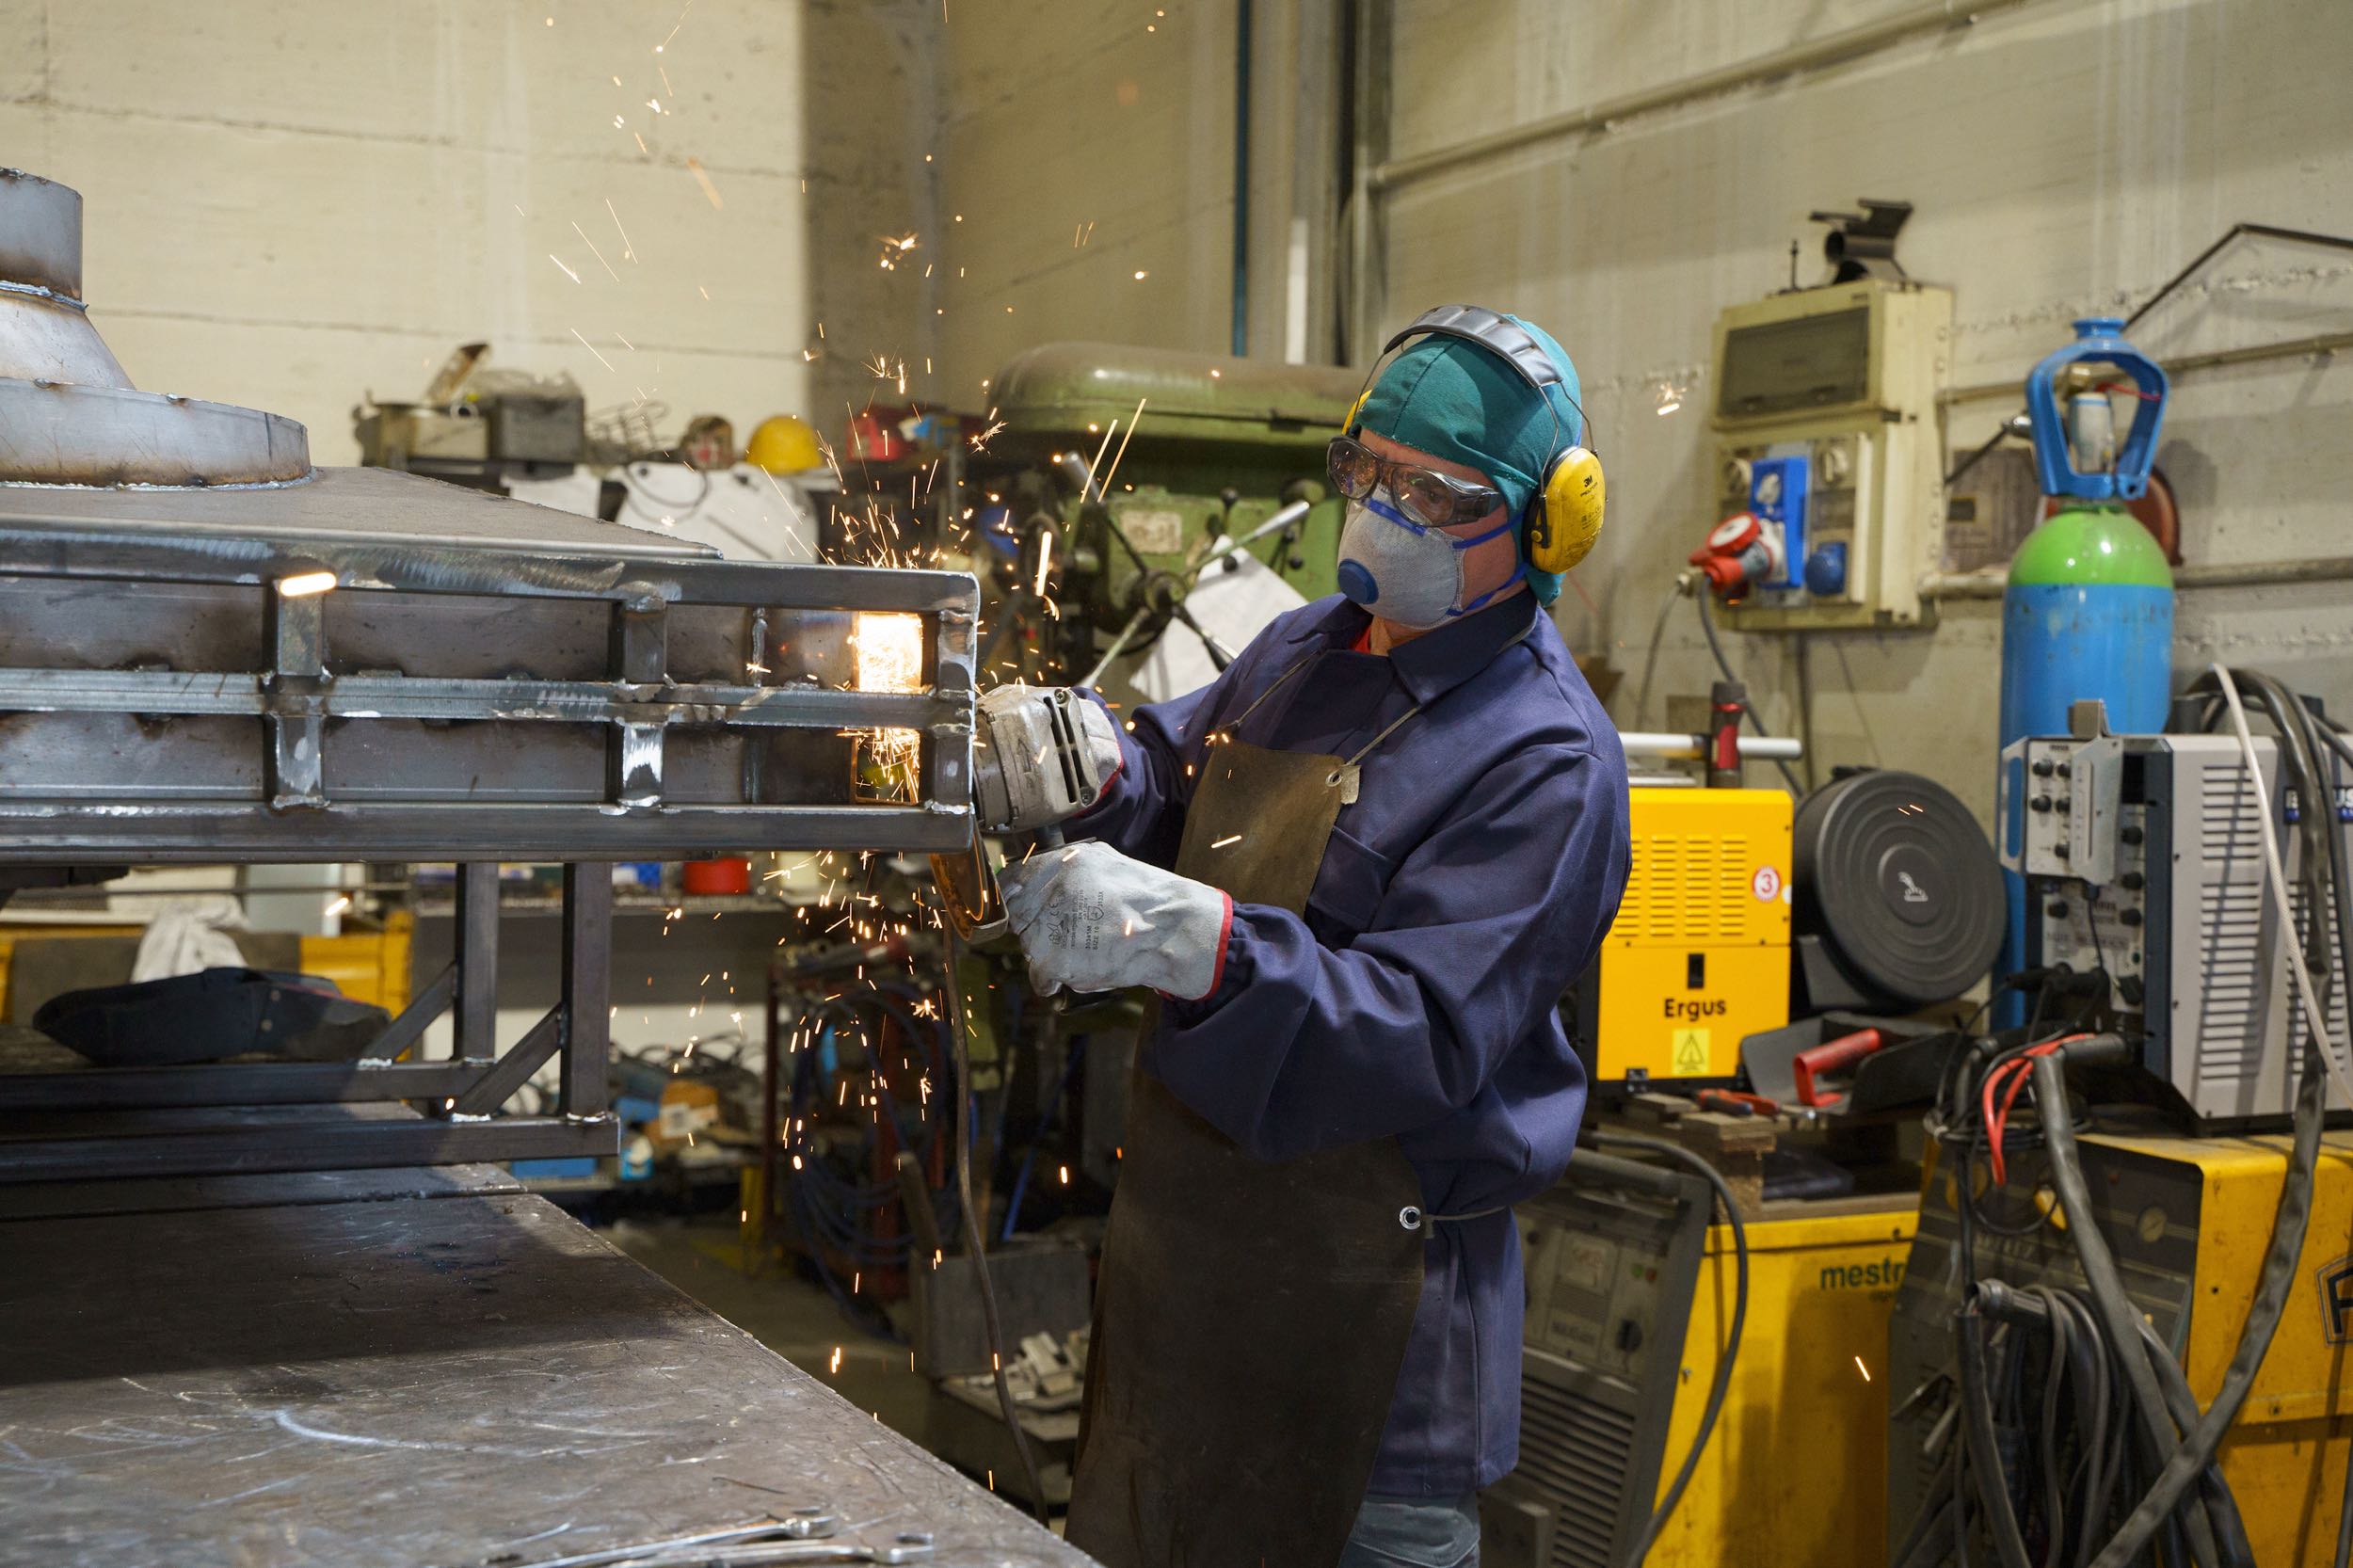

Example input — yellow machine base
[2088,1130,2353,1563]
[1647,1200,1919,1568]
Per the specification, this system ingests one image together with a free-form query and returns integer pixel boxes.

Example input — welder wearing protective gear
[999,310,1627,1568]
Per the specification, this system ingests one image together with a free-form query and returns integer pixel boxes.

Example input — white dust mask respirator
[1335,489,1525,631]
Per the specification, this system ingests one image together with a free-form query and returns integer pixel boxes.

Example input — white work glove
[973,684,1126,833]
[998,840,1230,1000]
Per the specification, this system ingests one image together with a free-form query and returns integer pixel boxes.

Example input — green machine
[979,344,1362,687]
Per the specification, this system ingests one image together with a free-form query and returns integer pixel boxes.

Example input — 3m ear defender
[1349,303,1605,575]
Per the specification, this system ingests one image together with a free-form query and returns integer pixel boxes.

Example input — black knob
[2031,795,2053,813]
[2120,872,2144,891]
[2120,908,2144,928]
[2046,901,2070,919]
[2055,844,2071,859]
[2120,977,2146,1006]
[1616,1319,1644,1352]
[2057,761,2073,779]
[2121,824,2145,846]
[2056,797,2073,813]
[2032,759,2056,777]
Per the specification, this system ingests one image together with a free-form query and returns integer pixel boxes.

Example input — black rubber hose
[2036,1291,2078,1568]
[2048,1290,2112,1568]
[2274,682,2353,1568]
[2338,1422,2353,1568]
[2018,1047,2227,1568]
[939,932,1051,1523]
[2045,1048,2323,1568]
[1956,1299,2036,1568]
[2132,1316,2254,1567]
[1589,1130,1748,1568]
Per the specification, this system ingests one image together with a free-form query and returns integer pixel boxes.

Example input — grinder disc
[1793,769,2002,1008]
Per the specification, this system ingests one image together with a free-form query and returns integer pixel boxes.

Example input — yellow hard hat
[747,413,823,474]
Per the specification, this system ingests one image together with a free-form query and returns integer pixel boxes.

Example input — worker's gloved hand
[973,684,1125,833]
[999,841,1229,1000]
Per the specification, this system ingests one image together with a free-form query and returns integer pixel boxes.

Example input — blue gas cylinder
[1995,318,2172,1005]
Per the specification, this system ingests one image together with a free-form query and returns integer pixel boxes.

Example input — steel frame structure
[0,464,979,1182]
[0,863,620,1182]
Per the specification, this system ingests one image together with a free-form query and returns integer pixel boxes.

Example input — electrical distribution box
[1709,280,1952,631]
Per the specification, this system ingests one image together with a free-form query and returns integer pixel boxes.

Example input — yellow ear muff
[1528,445,1604,574]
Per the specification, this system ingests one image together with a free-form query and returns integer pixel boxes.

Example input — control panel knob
[2120,871,2144,891]
[2046,900,2070,919]
[2032,758,2057,778]
[2120,824,2145,846]
[2120,907,2144,927]
[2030,795,2053,813]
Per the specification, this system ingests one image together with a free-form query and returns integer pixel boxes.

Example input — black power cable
[2038,1042,2311,1568]
[938,931,1051,1523]
[1587,1130,1749,1568]
[2025,1043,2235,1568]
[1691,592,1804,793]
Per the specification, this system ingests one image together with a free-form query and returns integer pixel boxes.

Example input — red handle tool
[1791,1028,1886,1109]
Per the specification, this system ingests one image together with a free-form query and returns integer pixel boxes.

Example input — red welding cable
[1984,1036,2089,1186]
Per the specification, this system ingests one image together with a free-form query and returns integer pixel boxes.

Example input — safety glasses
[1326,435,1505,531]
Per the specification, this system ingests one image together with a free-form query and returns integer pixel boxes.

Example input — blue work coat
[1074,590,1631,1495]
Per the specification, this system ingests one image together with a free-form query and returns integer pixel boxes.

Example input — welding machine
[2000,723,2353,1125]
[1887,1128,2353,1566]
[1484,1149,1921,1568]
[1563,785,1793,1088]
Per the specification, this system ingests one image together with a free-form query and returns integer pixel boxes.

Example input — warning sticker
[1752,865,1782,902]
[1672,1028,1712,1075]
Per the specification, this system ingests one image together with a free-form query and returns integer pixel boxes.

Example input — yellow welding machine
[1568,786,1792,1086]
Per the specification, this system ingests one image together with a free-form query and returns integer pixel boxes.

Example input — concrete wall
[930,0,1258,400]
[2,0,815,465]
[799,0,939,422]
[1373,0,2353,818]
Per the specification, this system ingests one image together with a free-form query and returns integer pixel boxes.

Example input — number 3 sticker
[1752,865,1782,902]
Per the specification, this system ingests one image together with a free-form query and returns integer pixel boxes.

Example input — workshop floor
[609,1218,933,1445]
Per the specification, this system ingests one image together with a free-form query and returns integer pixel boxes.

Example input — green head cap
[1352,315,1583,604]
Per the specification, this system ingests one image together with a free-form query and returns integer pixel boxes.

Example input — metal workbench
[0,1163,1091,1567]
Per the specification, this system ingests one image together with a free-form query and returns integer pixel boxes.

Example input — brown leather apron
[1066,667,1429,1568]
